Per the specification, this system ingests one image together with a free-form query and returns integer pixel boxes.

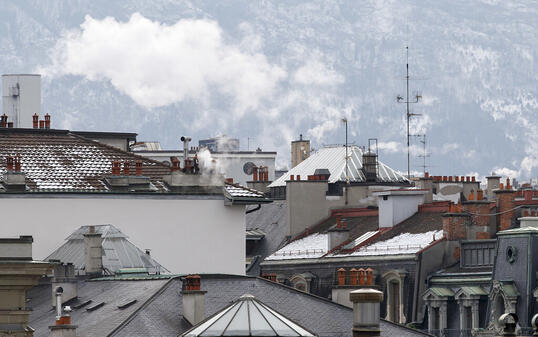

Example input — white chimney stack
[349,288,383,337]
[83,226,102,276]
[181,275,206,326]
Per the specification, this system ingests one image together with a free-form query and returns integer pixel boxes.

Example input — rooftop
[27,274,431,337]
[269,145,408,187]
[46,224,169,274]
[0,128,268,203]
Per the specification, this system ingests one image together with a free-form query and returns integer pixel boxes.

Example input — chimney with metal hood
[350,288,383,337]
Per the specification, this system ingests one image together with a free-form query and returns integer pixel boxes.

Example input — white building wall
[0,196,245,275]
[2,74,41,128]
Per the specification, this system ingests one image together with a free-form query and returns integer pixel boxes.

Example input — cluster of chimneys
[32,113,51,129]
[261,273,277,282]
[252,166,269,181]
[179,136,200,174]
[0,113,53,129]
[337,268,375,286]
[430,174,476,182]
[111,160,144,176]
[5,154,22,172]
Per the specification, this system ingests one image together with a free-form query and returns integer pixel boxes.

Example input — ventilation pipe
[181,136,192,170]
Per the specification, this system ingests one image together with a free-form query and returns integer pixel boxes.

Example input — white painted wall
[2,74,41,128]
[376,191,426,228]
[0,196,245,275]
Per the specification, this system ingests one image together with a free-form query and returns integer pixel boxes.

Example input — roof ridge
[69,132,171,169]
[106,276,180,337]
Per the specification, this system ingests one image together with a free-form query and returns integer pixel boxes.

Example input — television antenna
[414,134,430,176]
[397,46,422,179]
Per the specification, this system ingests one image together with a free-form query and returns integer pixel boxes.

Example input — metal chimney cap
[349,288,383,303]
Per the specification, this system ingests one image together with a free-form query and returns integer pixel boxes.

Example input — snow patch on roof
[340,230,443,257]
[265,233,328,260]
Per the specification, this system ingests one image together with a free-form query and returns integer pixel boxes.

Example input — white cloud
[40,13,286,115]
[293,59,344,86]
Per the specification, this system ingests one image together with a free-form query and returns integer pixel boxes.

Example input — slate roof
[27,274,432,337]
[0,128,267,203]
[246,201,288,275]
[46,224,169,274]
[181,294,317,337]
[269,146,409,187]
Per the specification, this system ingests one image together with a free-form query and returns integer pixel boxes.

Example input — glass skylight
[182,294,316,337]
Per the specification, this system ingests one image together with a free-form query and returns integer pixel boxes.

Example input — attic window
[117,299,137,309]
[86,302,105,311]
[383,195,388,201]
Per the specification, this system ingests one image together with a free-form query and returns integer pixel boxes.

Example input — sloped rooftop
[27,274,432,337]
[182,294,316,337]
[264,210,445,262]
[0,128,268,203]
[46,224,169,274]
[269,146,408,187]
[0,129,169,191]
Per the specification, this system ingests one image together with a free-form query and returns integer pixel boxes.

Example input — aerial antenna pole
[397,46,422,179]
[417,134,430,176]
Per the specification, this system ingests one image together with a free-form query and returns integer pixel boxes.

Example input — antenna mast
[397,47,422,179]
[417,134,430,176]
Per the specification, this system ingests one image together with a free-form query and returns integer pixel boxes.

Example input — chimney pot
[253,166,258,181]
[45,114,51,129]
[350,268,358,286]
[39,120,45,129]
[225,178,233,184]
[6,156,13,171]
[123,161,130,175]
[14,154,21,172]
[7,122,13,128]
[135,160,142,175]
[448,176,453,182]
[358,268,366,285]
[0,114,6,127]
[472,176,476,182]
[112,160,121,175]
[424,172,429,178]
[477,189,484,200]
[290,174,294,181]
[337,268,346,286]
[33,114,39,129]
[297,175,301,181]
[455,176,459,182]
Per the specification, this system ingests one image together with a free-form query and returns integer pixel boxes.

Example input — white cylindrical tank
[2,74,41,128]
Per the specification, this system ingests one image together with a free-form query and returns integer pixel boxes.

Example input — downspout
[246,204,261,214]
[413,250,422,323]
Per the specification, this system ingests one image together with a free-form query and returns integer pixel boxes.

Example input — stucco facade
[0,195,246,275]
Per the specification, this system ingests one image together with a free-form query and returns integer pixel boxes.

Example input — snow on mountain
[0,0,536,179]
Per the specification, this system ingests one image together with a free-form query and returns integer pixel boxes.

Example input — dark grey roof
[46,224,169,274]
[28,275,431,337]
[246,201,289,275]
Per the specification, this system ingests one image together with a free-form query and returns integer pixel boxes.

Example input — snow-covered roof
[265,233,328,260]
[268,145,408,187]
[337,230,443,257]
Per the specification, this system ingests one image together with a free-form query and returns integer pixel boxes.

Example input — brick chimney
[181,275,206,326]
[349,288,383,337]
[442,204,469,240]
[494,178,515,231]
[2,155,26,191]
[83,226,102,276]
[49,287,77,337]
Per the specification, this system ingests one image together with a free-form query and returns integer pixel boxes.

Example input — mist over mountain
[1,0,536,180]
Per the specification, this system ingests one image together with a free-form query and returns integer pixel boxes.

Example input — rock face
[0,1,536,177]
